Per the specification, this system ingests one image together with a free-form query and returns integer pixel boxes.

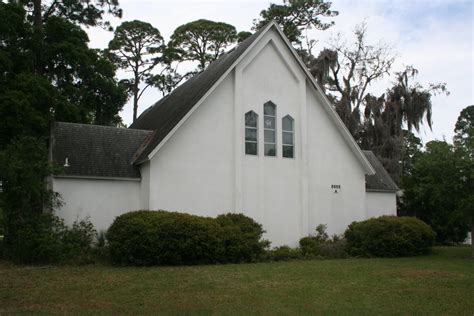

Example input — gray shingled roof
[51,122,152,179]
[363,151,399,192]
[129,24,268,164]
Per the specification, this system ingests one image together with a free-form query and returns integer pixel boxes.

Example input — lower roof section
[51,122,152,179]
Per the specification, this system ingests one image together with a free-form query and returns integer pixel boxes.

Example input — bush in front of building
[5,213,97,264]
[216,213,268,263]
[299,224,348,259]
[107,211,271,266]
[107,210,226,266]
[344,216,436,257]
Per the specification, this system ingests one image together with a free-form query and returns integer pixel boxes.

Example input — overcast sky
[86,0,473,143]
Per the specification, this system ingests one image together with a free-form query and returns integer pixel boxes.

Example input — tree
[402,141,470,244]
[307,23,447,182]
[454,105,474,157]
[453,105,474,257]
[0,2,126,261]
[0,136,60,257]
[312,23,395,138]
[18,0,122,74]
[108,20,164,122]
[20,0,122,29]
[169,19,237,70]
[237,31,252,43]
[360,66,448,181]
[253,0,338,46]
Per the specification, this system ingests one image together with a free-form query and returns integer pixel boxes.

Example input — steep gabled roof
[129,22,375,175]
[129,24,269,164]
[51,122,152,179]
[363,151,399,192]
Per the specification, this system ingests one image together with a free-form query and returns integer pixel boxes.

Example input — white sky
[85,0,474,143]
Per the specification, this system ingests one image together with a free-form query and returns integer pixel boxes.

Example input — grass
[1,247,473,315]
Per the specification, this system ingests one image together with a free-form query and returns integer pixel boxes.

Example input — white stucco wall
[148,71,235,217]
[52,177,141,231]
[365,191,397,218]
[306,87,368,237]
[239,31,305,246]
[139,162,150,210]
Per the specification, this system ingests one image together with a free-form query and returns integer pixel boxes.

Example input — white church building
[50,22,398,247]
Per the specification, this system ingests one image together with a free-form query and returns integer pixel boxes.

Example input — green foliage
[299,224,348,258]
[21,0,122,29]
[268,246,302,261]
[215,213,267,263]
[5,213,97,264]
[454,105,474,158]
[0,136,99,264]
[401,141,471,243]
[344,216,435,257]
[107,211,271,266]
[108,20,164,121]
[253,0,338,44]
[0,207,4,236]
[237,31,252,43]
[169,19,237,70]
[0,137,58,241]
[61,217,98,264]
[42,16,127,125]
[0,2,127,137]
[107,210,226,266]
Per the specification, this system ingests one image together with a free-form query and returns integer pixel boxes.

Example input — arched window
[263,101,276,156]
[282,115,294,158]
[245,111,258,155]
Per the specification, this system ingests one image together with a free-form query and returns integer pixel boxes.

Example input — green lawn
[1,247,473,315]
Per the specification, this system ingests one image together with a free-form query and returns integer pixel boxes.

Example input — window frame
[263,101,277,157]
[245,111,258,156]
[282,115,295,159]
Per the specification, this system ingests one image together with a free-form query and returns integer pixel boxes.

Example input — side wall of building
[306,87,368,236]
[365,191,397,218]
[52,177,141,231]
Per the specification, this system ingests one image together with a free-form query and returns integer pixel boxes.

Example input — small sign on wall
[331,184,341,193]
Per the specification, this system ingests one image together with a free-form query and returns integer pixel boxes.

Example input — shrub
[6,214,65,263]
[215,213,267,263]
[4,214,97,264]
[0,236,3,259]
[0,207,4,236]
[268,246,302,261]
[107,210,225,266]
[344,216,436,257]
[61,217,97,264]
[299,224,348,259]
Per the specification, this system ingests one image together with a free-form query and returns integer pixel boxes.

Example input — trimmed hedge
[216,213,267,263]
[344,216,436,257]
[107,210,225,266]
[107,211,268,266]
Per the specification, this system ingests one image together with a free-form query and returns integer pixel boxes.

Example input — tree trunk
[133,81,139,122]
[471,218,473,259]
[32,0,44,74]
[133,92,138,122]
